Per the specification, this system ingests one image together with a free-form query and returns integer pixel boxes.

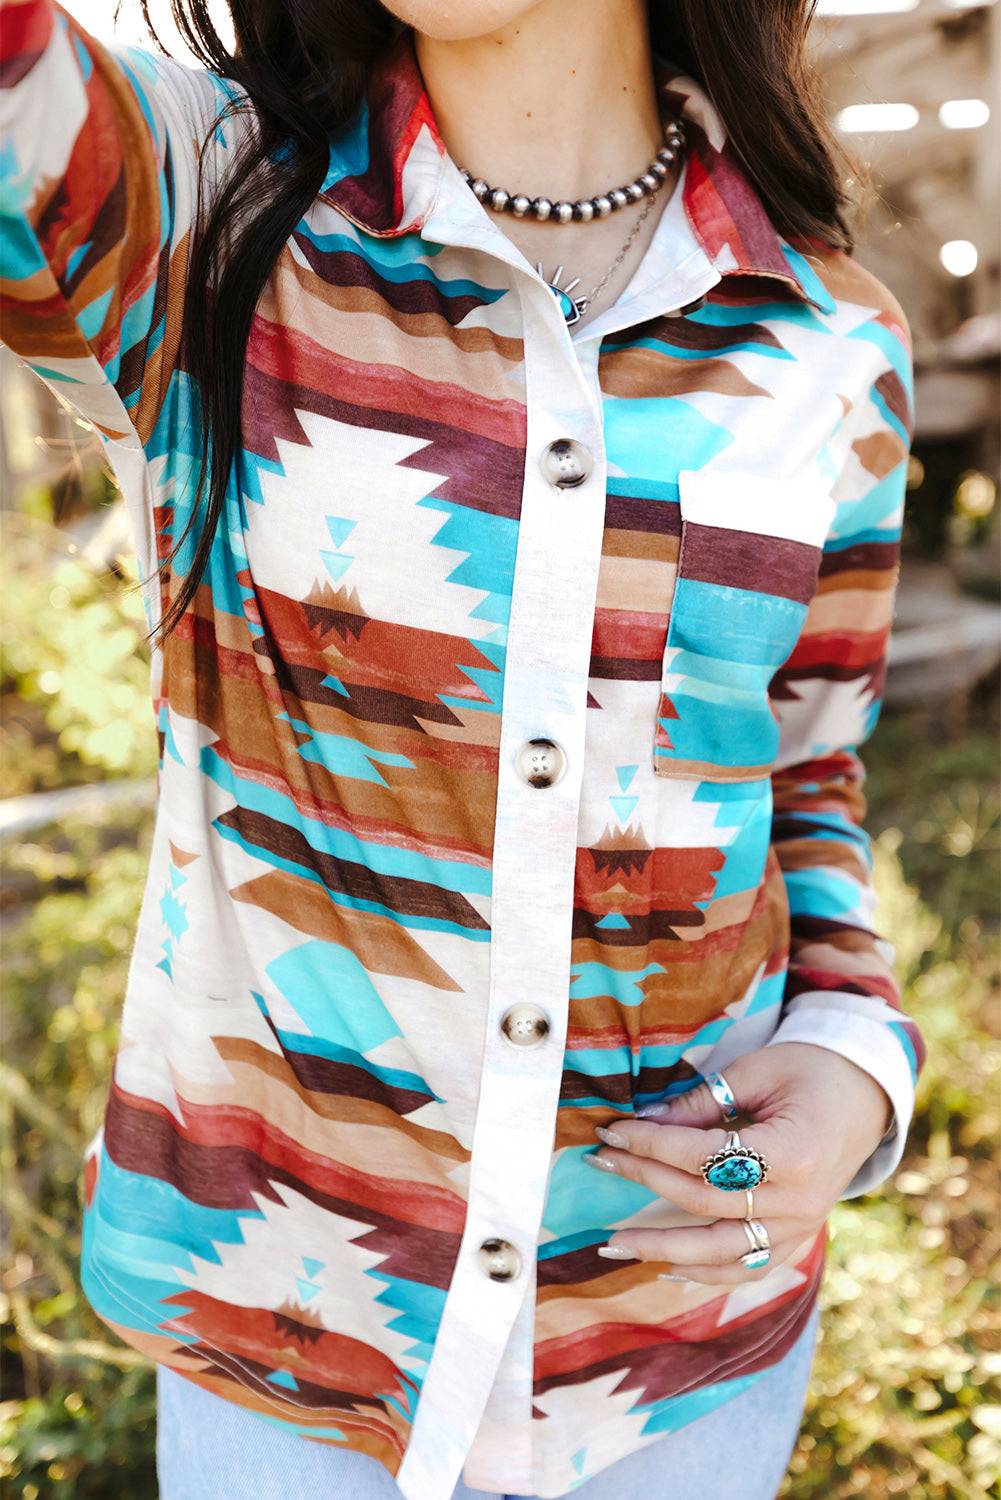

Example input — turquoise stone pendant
[537,263,588,326]
[701,1139,769,1192]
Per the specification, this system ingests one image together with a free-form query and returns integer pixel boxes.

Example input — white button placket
[395,269,608,1500]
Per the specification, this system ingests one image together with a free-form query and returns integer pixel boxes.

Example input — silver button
[478,1237,522,1282]
[515,737,567,788]
[500,1003,550,1048]
[540,438,593,489]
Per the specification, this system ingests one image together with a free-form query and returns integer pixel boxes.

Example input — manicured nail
[597,1244,636,1260]
[584,1152,619,1173]
[595,1126,629,1149]
[657,1272,691,1282]
[636,1102,671,1119]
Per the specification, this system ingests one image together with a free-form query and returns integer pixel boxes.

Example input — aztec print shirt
[1,5,927,1496]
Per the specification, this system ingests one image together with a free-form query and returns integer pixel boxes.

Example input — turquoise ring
[701,1130,769,1192]
[740,1248,771,1268]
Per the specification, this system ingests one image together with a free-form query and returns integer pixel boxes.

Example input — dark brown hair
[140,0,862,641]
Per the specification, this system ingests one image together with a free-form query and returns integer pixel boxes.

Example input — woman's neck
[413,0,663,204]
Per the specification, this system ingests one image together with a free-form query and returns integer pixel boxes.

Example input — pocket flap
[653,468,837,783]
[677,469,837,548]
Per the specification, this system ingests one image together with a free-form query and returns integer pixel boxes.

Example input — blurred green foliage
[0,515,157,795]
[0,513,998,1500]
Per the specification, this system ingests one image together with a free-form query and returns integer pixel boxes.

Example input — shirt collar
[318,29,836,316]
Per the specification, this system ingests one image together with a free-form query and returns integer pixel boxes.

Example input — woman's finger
[598,1216,821,1268]
[595,1120,730,1175]
[595,1116,819,1196]
[585,1144,795,1219]
[597,1226,823,1281]
[656,1242,806,1285]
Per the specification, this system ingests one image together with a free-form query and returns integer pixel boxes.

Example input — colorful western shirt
[1,4,927,1495]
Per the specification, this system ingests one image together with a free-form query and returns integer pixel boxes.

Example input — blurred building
[815,0,999,497]
[808,0,1001,697]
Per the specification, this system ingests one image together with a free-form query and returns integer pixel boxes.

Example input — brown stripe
[256,1009,436,1114]
[679,522,822,603]
[0,45,46,88]
[874,367,912,437]
[266,654,471,734]
[600,344,772,401]
[604,315,787,356]
[292,230,497,327]
[176,1339,405,1420]
[231,871,463,991]
[818,539,898,580]
[213,1036,469,1162]
[216,805,490,931]
[604,494,682,536]
[599,524,680,561]
[587,654,662,682]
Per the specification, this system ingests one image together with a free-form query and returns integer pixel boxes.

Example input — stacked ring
[740,1219,771,1268]
[699,1072,773,1273]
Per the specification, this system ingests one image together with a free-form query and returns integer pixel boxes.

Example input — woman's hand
[588,1041,894,1282]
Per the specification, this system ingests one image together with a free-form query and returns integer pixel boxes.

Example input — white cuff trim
[765,999,916,1200]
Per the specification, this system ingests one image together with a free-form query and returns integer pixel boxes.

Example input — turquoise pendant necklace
[458,121,686,327]
[536,186,660,327]
[535,265,588,326]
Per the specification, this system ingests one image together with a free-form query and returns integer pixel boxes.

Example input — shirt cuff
[764,999,916,1201]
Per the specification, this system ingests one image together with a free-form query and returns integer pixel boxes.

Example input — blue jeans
[157,1299,820,1500]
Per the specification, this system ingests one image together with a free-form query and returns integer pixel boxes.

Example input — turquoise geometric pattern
[4,11,928,1498]
[155,844,194,980]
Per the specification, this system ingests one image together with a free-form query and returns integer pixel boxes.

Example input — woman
[0,1,926,1496]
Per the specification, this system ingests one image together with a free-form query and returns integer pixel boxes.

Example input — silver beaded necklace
[458,117,686,327]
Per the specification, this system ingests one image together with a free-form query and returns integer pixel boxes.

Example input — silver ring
[744,1218,770,1251]
[739,1217,771,1268]
[704,1070,740,1122]
[745,1188,754,1219]
[739,1245,771,1269]
[741,1220,762,1253]
[700,1131,770,1193]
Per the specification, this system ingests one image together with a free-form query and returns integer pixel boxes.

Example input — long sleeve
[0,0,241,587]
[764,287,927,1200]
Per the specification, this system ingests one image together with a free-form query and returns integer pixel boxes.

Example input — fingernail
[597,1244,636,1260]
[584,1152,619,1173]
[657,1273,691,1282]
[636,1103,670,1119]
[595,1126,629,1149]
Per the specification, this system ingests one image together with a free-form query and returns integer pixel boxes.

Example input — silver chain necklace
[458,118,686,327]
[539,190,661,325]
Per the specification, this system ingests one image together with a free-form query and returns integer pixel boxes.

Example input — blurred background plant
[1,0,999,1496]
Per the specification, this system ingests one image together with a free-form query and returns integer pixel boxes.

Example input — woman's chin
[379,0,547,44]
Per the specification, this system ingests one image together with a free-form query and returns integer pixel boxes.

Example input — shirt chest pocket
[653,468,838,783]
